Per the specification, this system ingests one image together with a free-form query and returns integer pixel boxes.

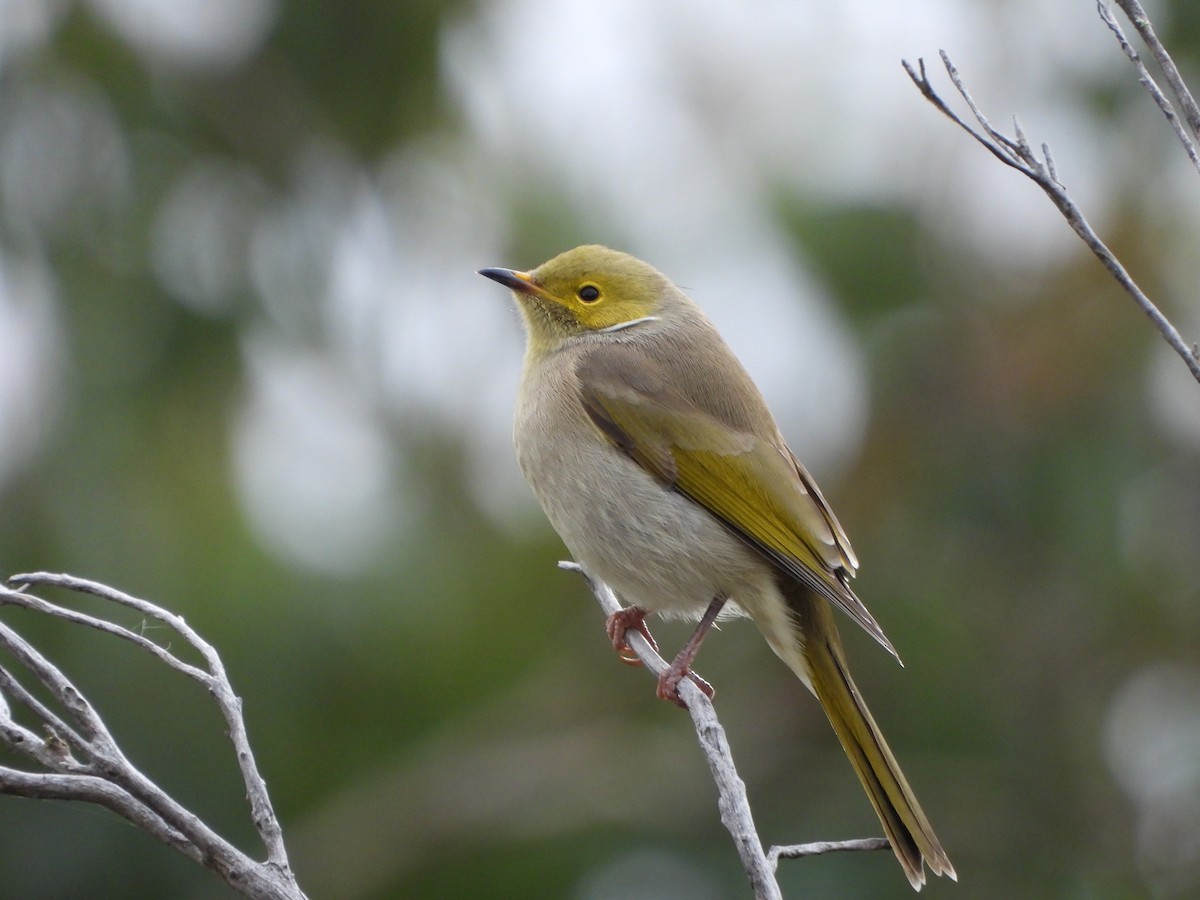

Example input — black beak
[477,267,539,294]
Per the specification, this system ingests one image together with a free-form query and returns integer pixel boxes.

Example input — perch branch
[0,573,305,900]
[559,561,889,899]
[902,52,1200,384]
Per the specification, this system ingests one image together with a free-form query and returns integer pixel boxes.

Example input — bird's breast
[514,353,773,619]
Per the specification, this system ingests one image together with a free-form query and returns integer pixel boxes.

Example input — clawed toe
[605,606,659,665]
[656,663,715,708]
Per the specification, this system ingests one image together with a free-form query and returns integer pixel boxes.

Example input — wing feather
[576,346,897,659]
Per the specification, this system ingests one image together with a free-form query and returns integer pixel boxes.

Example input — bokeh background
[2,0,1199,897]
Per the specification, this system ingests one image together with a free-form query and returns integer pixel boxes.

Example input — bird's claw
[656,664,715,708]
[605,606,659,666]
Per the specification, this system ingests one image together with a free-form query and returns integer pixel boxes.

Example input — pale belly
[515,401,777,621]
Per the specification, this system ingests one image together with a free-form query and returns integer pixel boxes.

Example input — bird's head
[480,244,672,353]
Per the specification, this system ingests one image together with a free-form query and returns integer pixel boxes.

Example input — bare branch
[0,660,92,761]
[559,561,888,899]
[0,575,306,900]
[1113,0,1200,143]
[9,571,291,868]
[901,58,1027,174]
[1099,2,1200,176]
[0,582,211,683]
[903,52,1200,384]
[0,615,116,748]
[0,768,199,860]
[769,837,892,869]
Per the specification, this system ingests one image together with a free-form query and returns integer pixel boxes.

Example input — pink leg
[605,605,660,666]
[657,597,726,708]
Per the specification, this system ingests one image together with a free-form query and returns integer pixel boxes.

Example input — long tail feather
[770,585,956,890]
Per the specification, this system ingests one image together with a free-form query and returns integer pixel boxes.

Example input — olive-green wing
[576,348,897,659]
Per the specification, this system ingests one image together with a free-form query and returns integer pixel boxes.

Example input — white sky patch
[87,0,278,68]
[0,251,62,490]
[232,331,404,576]
[1105,663,1200,892]
[152,158,266,316]
[0,0,68,68]
[0,74,129,239]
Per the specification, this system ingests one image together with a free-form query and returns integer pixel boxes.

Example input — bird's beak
[478,267,543,296]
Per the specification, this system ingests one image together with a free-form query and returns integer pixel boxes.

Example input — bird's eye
[578,284,601,303]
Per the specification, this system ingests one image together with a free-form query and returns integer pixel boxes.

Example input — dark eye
[578,284,601,303]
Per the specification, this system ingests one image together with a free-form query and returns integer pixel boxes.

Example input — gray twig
[0,573,306,900]
[559,561,888,900]
[1113,0,1200,143]
[1099,2,1200,175]
[902,52,1200,384]
[769,837,892,869]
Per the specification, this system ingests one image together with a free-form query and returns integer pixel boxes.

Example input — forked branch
[903,44,1200,384]
[0,573,306,900]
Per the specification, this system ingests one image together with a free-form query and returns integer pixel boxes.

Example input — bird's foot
[655,597,726,708]
[605,605,659,665]
[656,659,715,709]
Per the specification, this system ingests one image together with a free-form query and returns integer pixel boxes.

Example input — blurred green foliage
[2,2,1199,899]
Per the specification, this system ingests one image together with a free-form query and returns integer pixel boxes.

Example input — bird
[479,244,955,890]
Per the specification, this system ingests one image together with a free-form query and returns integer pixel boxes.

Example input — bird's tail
[766,584,956,891]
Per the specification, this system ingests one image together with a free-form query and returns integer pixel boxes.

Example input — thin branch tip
[906,25,1200,383]
[900,57,926,85]
[767,837,891,871]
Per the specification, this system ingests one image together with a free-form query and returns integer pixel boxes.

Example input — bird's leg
[658,596,727,708]
[605,605,660,665]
